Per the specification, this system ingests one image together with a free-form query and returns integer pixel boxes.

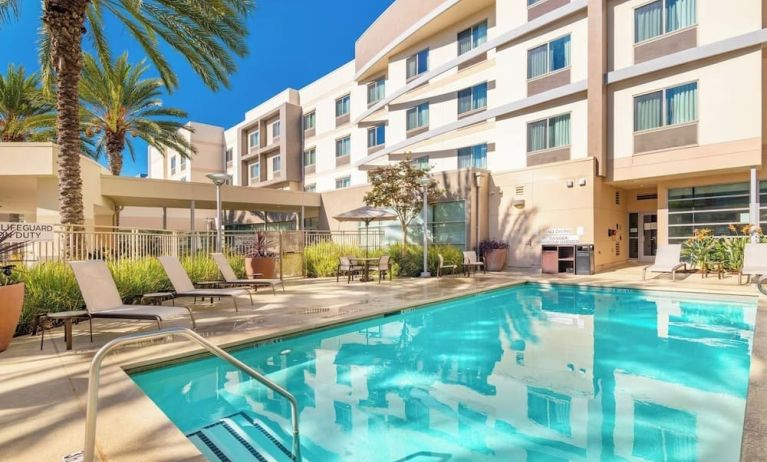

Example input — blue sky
[1,0,393,177]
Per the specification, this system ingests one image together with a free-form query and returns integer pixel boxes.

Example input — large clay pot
[484,248,508,272]
[0,283,24,352]
[245,257,279,279]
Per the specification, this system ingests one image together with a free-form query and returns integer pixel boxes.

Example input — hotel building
[4,0,766,273]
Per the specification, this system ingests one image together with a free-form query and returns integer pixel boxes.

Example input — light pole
[419,177,431,278]
[206,173,231,253]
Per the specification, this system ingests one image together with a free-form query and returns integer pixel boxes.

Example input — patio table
[351,257,380,282]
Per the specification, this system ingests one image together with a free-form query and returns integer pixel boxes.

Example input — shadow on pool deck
[0,265,765,461]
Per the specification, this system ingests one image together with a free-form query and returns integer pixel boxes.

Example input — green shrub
[180,255,222,283]
[387,244,463,277]
[108,258,170,302]
[16,261,83,334]
[719,236,748,272]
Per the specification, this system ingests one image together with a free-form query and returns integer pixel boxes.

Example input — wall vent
[615,191,621,205]
[637,193,658,201]
[615,241,621,256]
[515,186,525,196]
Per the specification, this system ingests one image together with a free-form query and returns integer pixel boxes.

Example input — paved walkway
[0,266,764,461]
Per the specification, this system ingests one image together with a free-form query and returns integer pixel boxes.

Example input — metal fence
[14,225,387,278]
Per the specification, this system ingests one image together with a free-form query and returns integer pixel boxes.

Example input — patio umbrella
[334,206,396,258]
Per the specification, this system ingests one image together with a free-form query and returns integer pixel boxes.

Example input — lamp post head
[206,173,231,186]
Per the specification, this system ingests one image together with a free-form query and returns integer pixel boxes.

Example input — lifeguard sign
[0,223,55,242]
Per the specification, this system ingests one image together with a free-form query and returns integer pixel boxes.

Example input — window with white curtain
[272,156,281,175]
[527,113,571,152]
[406,103,429,131]
[303,111,315,131]
[406,49,429,79]
[225,148,233,162]
[457,144,487,169]
[335,94,350,117]
[635,0,696,43]
[457,82,488,115]
[303,148,316,167]
[272,121,281,138]
[336,136,351,157]
[335,176,351,189]
[248,130,260,148]
[634,82,697,132]
[367,125,385,147]
[170,156,177,175]
[249,162,260,185]
[457,20,487,56]
[367,79,385,104]
[527,35,571,79]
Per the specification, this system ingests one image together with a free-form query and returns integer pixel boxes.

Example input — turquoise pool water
[131,283,757,462]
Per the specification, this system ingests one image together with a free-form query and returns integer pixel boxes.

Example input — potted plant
[0,230,27,352]
[479,239,509,272]
[243,232,280,279]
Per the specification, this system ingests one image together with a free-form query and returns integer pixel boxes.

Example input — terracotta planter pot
[245,257,279,279]
[0,283,24,352]
[484,248,508,272]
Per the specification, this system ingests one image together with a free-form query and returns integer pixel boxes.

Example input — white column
[751,168,760,243]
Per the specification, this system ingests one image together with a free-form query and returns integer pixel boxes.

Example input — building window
[335,94,350,117]
[248,130,260,149]
[668,182,751,243]
[429,201,466,246]
[406,49,429,79]
[305,183,316,193]
[248,162,260,185]
[170,156,177,175]
[527,35,571,79]
[367,79,385,105]
[457,82,488,115]
[336,136,351,157]
[527,113,571,152]
[304,147,316,167]
[225,148,233,163]
[336,176,351,189]
[635,0,696,43]
[406,103,429,131]
[457,20,487,56]
[179,155,187,170]
[272,121,281,139]
[367,125,385,148]
[527,387,572,437]
[272,156,281,175]
[180,176,187,182]
[411,156,429,170]
[303,111,315,131]
[457,144,487,169]
[632,401,696,461]
[634,82,697,132]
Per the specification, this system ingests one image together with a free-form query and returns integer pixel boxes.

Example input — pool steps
[187,411,294,462]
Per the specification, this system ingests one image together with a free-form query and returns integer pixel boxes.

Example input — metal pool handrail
[82,327,302,462]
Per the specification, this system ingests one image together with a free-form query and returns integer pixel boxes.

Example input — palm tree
[79,53,195,176]
[79,53,196,225]
[0,0,253,226]
[0,64,55,142]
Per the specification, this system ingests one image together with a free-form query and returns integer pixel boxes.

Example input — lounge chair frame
[158,256,253,311]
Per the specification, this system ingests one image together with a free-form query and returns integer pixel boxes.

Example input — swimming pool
[131,283,757,462]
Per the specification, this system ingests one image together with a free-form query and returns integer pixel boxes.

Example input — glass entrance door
[639,213,658,262]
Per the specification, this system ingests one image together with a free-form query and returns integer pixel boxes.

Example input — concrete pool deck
[0,265,765,461]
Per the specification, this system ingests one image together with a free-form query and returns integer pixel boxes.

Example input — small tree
[364,159,442,247]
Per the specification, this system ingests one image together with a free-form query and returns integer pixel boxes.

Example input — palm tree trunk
[106,132,125,226]
[43,0,89,226]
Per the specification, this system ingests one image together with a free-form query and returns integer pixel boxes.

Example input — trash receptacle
[541,246,558,274]
[575,245,595,275]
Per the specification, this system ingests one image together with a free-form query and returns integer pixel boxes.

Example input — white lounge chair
[739,243,767,284]
[642,244,687,281]
[158,256,253,311]
[70,260,195,329]
[211,253,284,295]
[463,251,485,276]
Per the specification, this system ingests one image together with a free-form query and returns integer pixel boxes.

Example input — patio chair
[642,244,687,281]
[336,256,363,283]
[739,243,767,284]
[375,255,392,283]
[158,256,253,311]
[70,260,195,329]
[211,253,285,295]
[437,254,457,278]
[463,251,485,276]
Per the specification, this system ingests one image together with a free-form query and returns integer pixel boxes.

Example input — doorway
[629,213,658,262]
